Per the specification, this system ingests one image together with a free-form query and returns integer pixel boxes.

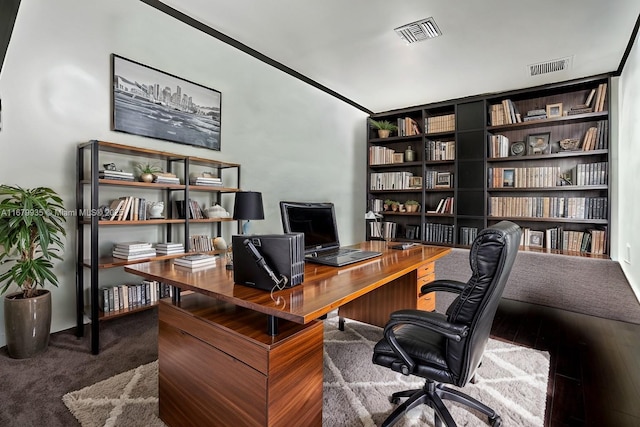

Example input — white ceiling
[158,0,639,113]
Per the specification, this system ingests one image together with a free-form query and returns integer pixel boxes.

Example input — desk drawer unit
[417,262,436,311]
[158,294,323,427]
[338,260,437,327]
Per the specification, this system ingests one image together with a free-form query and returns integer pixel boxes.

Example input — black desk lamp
[233,191,264,235]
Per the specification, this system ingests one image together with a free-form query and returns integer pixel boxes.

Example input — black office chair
[372,221,521,427]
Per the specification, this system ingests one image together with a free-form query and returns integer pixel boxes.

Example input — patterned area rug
[63,317,549,426]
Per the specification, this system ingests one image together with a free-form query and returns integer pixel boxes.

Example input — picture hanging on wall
[111,54,221,151]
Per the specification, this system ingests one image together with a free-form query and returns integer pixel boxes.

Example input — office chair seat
[372,221,521,427]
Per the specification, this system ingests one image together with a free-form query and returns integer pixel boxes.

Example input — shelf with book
[76,140,241,354]
[366,74,611,257]
[485,75,610,257]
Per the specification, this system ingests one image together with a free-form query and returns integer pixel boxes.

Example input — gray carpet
[435,248,640,324]
[63,317,550,426]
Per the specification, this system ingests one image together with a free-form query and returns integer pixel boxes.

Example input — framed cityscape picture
[112,54,221,151]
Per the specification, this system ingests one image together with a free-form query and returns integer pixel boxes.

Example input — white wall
[618,28,640,299]
[0,0,367,347]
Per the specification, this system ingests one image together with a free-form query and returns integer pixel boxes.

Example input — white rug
[64,317,549,426]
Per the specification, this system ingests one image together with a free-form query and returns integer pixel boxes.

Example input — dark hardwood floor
[491,298,640,427]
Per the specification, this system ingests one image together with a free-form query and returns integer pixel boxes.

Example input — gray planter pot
[4,289,52,359]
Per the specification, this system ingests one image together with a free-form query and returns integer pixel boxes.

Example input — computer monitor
[279,201,339,253]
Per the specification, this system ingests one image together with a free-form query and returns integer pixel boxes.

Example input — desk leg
[267,315,278,336]
[338,316,345,331]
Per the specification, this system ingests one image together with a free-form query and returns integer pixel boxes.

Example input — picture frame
[528,230,544,248]
[502,168,515,187]
[546,102,563,119]
[527,132,551,155]
[409,176,423,188]
[435,172,452,188]
[393,153,404,163]
[112,54,222,151]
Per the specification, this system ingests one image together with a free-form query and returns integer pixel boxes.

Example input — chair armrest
[387,309,469,341]
[420,279,466,295]
[382,309,469,375]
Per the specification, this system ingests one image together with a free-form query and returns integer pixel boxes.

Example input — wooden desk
[125,241,450,427]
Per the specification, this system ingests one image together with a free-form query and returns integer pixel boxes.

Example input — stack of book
[112,241,156,261]
[153,172,180,185]
[173,254,217,270]
[99,169,134,181]
[155,242,185,255]
[523,109,547,122]
[190,176,223,186]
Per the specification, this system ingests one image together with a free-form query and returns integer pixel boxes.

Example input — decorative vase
[148,201,164,219]
[140,173,154,183]
[404,146,416,162]
[4,289,52,359]
[378,129,391,138]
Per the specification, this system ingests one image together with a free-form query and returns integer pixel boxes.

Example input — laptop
[279,201,382,267]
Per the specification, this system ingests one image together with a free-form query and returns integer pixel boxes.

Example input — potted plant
[369,118,398,139]
[383,199,396,211]
[405,200,420,213]
[135,162,162,183]
[0,185,66,358]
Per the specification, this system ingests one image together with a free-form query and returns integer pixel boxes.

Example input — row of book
[581,120,608,150]
[190,234,216,252]
[489,99,522,126]
[569,162,608,186]
[488,134,511,158]
[422,222,454,244]
[488,166,562,189]
[100,280,173,313]
[427,197,454,214]
[369,221,397,240]
[370,171,415,190]
[522,227,606,255]
[424,171,453,189]
[459,227,479,246]
[397,116,422,136]
[106,196,149,221]
[488,196,608,220]
[425,140,455,161]
[369,145,401,165]
[425,113,455,133]
[174,199,206,219]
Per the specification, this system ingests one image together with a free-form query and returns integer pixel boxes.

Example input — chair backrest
[446,221,521,385]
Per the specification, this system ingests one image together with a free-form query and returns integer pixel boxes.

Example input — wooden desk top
[125,241,450,324]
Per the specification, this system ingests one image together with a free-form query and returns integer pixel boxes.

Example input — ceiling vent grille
[395,17,442,44]
[528,57,572,76]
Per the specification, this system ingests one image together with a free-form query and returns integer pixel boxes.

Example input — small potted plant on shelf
[135,162,162,183]
[405,200,420,213]
[0,185,66,358]
[383,199,395,211]
[369,118,398,139]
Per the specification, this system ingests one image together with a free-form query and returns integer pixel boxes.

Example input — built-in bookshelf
[76,140,240,354]
[366,74,611,258]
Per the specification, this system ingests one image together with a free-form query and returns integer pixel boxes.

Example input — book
[114,241,153,250]
[173,254,218,267]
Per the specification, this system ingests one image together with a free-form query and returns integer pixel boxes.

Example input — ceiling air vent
[395,17,442,44]
[528,57,572,76]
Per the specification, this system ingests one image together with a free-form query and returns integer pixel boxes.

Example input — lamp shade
[233,191,264,220]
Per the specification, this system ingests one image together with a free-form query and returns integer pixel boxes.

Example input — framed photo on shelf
[546,102,563,118]
[528,230,544,248]
[393,153,404,163]
[526,132,551,155]
[502,169,515,187]
[409,176,423,188]
[112,54,222,151]
[435,172,452,188]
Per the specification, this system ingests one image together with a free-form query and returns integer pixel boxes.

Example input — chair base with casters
[382,379,502,427]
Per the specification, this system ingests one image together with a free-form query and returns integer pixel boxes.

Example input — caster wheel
[489,415,502,426]
[389,396,400,404]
